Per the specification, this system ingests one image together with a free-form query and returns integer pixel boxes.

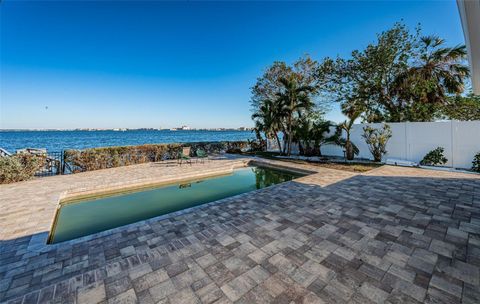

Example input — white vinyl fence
[268,121,480,169]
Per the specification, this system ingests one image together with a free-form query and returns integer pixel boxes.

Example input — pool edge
[45,159,312,245]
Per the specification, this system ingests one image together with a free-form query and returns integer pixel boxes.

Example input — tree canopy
[438,93,480,121]
[250,21,476,157]
[327,22,471,122]
[250,55,335,155]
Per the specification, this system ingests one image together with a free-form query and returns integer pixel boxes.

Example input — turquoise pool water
[49,166,304,243]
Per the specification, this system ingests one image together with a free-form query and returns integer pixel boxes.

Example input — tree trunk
[345,141,354,160]
[287,116,292,156]
[275,133,282,155]
[345,132,354,160]
[280,131,287,155]
[313,143,321,156]
[287,97,293,156]
[298,141,304,156]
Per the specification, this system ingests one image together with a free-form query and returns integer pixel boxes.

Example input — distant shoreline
[0,129,256,152]
[0,128,253,132]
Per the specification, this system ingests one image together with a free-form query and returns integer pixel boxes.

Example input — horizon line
[0,127,255,131]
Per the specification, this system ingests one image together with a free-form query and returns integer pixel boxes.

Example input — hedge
[0,140,265,182]
[64,140,264,173]
[0,154,46,184]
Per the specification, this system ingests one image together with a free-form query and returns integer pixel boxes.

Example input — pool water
[49,166,304,243]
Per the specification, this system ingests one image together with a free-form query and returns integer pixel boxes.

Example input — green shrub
[64,144,183,173]
[472,152,480,172]
[64,141,264,173]
[0,154,45,184]
[420,147,448,166]
[247,139,266,152]
[362,124,392,162]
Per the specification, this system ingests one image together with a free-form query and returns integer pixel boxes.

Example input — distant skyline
[0,0,466,130]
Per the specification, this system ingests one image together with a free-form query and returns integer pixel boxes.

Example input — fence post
[451,121,455,168]
[61,151,65,175]
[404,122,408,161]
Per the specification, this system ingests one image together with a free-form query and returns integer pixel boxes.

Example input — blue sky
[0,0,465,129]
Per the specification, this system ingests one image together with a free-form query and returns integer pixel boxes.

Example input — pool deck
[0,156,479,303]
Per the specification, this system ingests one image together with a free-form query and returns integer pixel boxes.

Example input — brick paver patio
[0,157,479,303]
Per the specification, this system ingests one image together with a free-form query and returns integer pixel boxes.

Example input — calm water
[0,130,256,152]
[50,166,304,243]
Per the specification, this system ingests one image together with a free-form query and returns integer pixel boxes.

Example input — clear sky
[0,0,465,129]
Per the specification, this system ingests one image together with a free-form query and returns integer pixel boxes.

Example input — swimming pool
[48,165,305,243]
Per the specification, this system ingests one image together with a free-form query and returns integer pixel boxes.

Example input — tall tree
[250,61,293,112]
[251,99,284,152]
[330,22,470,122]
[275,76,316,155]
[250,55,327,154]
[394,36,470,121]
[331,22,418,122]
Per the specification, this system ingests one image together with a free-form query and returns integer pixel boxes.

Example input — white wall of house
[268,121,480,169]
[457,0,480,95]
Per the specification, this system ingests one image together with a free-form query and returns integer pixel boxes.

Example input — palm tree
[276,76,315,155]
[293,113,340,156]
[337,98,363,160]
[292,116,313,155]
[309,120,339,156]
[337,111,360,160]
[396,36,470,107]
[251,99,283,153]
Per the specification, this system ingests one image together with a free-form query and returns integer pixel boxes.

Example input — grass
[243,151,382,173]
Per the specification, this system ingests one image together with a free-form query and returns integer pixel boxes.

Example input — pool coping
[3,156,480,304]
[42,158,317,249]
